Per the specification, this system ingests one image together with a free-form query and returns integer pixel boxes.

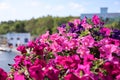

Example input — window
[17,37,20,40]
[10,37,13,40]
[16,44,18,47]
[8,43,13,47]
[24,38,28,43]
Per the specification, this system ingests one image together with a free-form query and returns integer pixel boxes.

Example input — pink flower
[39,31,49,43]
[83,54,94,65]
[51,42,62,53]
[56,55,81,69]
[0,68,7,80]
[69,39,80,49]
[82,23,92,29]
[110,39,120,46]
[27,41,35,48]
[55,56,73,69]
[81,35,95,47]
[73,19,81,28]
[24,58,32,68]
[13,55,25,69]
[50,33,59,41]
[14,72,25,80]
[34,59,46,67]
[103,61,114,74]
[14,55,24,65]
[44,66,59,80]
[71,55,81,68]
[29,64,44,80]
[116,74,120,80]
[97,38,112,46]
[100,27,111,36]
[81,17,87,24]
[92,15,100,25]
[80,76,94,80]
[7,78,13,80]
[62,40,71,50]
[99,44,117,59]
[17,45,27,53]
[71,55,81,64]
[103,61,120,79]
[77,46,90,56]
[64,73,80,80]
[66,33,77,38]
[74,64,91,78]
[33,43,47,55]
[50,35,67,52]
[57,27,66,34]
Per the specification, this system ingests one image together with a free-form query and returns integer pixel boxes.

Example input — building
[80,7,120,19]
[6,33,31,47]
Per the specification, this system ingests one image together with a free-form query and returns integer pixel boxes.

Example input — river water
[0,51,18,72]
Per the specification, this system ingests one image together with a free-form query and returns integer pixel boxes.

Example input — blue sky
[0,0,120,22]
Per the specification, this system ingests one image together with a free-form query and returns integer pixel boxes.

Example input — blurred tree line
[103,17,120,29]
[0,15,78,36]
[0,16,120,36]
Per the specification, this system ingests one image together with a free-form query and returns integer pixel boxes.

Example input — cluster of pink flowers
[1,15,120,80]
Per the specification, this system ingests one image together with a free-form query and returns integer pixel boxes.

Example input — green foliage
[80,30,90,37]
[91,59,105,75]
[104,17,120,29]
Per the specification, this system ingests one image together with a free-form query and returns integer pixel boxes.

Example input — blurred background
[0,0,120,36]
[0,0,120,72]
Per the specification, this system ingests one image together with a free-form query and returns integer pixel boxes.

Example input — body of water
[0,51,18,72]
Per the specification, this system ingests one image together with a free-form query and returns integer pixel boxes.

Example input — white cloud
[118,10,120,13]
[0,2,10,10]
[30,1,65,12]
[43,5,65,16]
[54,5,64,11]
[30,1,40,7]
[69,2,85,12]
[114,1,119,5]
[42,2,85,16]
[45,5,51,10]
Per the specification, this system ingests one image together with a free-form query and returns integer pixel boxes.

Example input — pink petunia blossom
[64,73,80,80]
[44,66,59,80]
[82,23,92,29]
[29,64,44,80]
[17,45,27,53]
[14,72,25,80]
[92,15,100,25]
[0,68,7,80]
[81,35,95,47]
[73,19,81,28]
[100,27,111,36]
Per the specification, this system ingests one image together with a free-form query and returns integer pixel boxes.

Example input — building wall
[80,13,120,19]
[80,8,120,19]
[6,33,31,47]
[100,7,108,14]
